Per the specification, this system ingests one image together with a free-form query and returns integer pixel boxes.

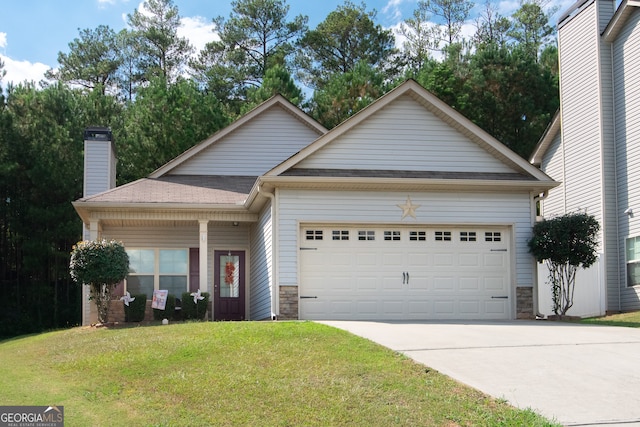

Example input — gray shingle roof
[79,175,257,204]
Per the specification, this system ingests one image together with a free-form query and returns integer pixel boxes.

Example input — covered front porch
[76,211,265,325]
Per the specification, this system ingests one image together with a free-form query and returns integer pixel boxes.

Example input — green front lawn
[0,321,557,426]
[581,310,640,328]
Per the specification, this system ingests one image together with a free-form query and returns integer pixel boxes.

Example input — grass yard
[0,321,558,426]
[581,310,640,328]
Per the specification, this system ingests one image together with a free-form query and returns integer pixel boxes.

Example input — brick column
[278,286,299,320]
[516,287,535,319]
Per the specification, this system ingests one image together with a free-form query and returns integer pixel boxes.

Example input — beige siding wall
[613,8,640,310]
[170,106,321,176]
[276,189,536,298]
[249,203,273,320]
[295,95,514,173]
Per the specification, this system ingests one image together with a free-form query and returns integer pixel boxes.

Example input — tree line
[0,0,559,338]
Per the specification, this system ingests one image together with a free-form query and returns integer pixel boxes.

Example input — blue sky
[0,0,575,87]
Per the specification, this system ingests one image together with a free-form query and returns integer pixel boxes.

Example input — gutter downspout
[532,190,549,318]
[258,185,279,320]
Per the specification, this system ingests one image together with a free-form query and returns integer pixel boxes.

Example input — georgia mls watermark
[0,406,63,427]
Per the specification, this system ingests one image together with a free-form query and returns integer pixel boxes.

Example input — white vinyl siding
[83,140,116,197]
[598,0,619,315]
[558,3,604,226]
[294,95,514,174]
[170,106,321,176]
[613,8,640,310]
[249,202,273,320]
[276,189,534,300]
[540,131,565,218]
[598,0,615,33]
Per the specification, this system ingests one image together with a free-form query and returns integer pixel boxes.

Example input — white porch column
[89,219,100,240]
[83,219,101,325]
[199,220,209,293]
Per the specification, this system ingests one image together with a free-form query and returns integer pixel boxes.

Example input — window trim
[126,248,190,299]
[626,236,640,287]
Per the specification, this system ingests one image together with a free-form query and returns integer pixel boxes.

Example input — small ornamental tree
[528,212,600,316]
[70,240,130,324]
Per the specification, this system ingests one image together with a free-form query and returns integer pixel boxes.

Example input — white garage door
[299,226,511,320]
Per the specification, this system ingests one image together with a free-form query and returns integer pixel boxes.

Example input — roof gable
[268,80,552,182]
[150,95,326,178]
[604,0,640,41]
[530,111,561,166]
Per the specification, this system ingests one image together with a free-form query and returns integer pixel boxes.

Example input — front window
[159,250,188,297]
[627,237,640,287]
[126,249,189,299]
[127,249,155,298]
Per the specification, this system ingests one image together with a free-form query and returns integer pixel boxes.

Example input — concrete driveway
[320,320,640,426]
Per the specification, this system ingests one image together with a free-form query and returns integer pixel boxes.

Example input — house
[74,80,557,325]
[531,0,640,316]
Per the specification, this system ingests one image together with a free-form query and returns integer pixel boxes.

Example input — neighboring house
[531,0,640,315]
[74,80,556,325]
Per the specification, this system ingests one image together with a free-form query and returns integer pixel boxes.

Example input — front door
[214,250,245,320]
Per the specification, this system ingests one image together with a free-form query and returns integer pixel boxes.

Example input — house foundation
[108,300,154,323]
[516,287,535,319]
[278,286,299,320]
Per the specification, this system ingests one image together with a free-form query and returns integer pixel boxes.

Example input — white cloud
[382,0,408,22]
[178,15,219,53]
[497,0,521,17]
[122,3,218,54]
[0,54,51,87]
[0,32,7,50]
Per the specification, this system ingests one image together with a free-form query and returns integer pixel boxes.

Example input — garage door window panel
[485,232,502,242]
[358,230,375,241]
[435,231,452,241]
[410,231,427,241]
[460,232,477,242]
[384,231,401,241]
[306,230,323,240]
[332,230,349,240]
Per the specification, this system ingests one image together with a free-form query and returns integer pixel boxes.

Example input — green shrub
[124,294,147,322]
[153,294,177,320]
[529,212,600,316]
[181,292,210,320]
[70,239,129,324]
